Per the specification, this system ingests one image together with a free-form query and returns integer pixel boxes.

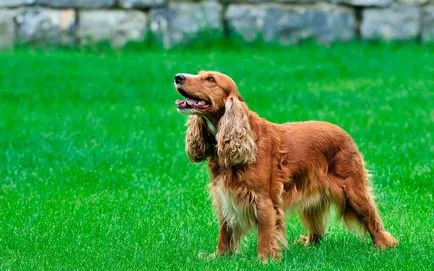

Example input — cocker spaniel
[174,71,398,261]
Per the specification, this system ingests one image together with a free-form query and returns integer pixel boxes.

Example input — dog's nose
[175,74,185,84]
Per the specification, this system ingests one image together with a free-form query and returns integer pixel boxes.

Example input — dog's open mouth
[176,98,210,110]
[175,89,210,111]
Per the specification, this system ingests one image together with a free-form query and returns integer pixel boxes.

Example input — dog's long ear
[216,97,256,166]
[185,115,213,163]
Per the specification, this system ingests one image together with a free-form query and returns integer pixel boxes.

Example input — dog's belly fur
[213,178,328,233]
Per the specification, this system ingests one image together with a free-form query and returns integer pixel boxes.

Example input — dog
[174,71,398,261]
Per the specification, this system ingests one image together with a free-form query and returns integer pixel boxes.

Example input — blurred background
[0,0,433,49]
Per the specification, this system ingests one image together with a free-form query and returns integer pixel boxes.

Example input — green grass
[0,43,433,270]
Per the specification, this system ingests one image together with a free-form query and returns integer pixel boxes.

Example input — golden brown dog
[174,71,398,261]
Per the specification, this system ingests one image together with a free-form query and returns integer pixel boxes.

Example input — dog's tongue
[186,98,197,106]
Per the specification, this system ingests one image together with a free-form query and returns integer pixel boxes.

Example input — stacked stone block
[0,0,433,49]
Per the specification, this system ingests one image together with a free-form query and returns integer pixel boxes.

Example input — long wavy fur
[185,115,214,162]
[216,97,256,166]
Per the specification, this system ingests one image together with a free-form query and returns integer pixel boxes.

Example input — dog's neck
[201,110,224,136]
[202,115,217,136]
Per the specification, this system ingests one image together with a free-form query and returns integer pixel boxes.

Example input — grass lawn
[0,43,433,270]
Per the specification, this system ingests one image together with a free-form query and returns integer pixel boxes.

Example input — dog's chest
[213,178,258,230]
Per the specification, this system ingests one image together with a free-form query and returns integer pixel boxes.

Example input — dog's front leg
[216,221,232,255]
[257,197,279,261]
[216,220,241,255]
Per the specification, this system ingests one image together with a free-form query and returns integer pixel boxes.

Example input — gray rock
[0,0,34,7]
[244,0,323,2]
[16,8,76,45]
[36,0,115,8]
[0,9,17,48]
[266,4,355,44]
[422,5,434,42]
[150,1,223,48]
[361,5,420,40]
[119,0,165,8]
[78,10,148,48]
[329,0,393,6]
[397,0,429,4]
[226,4,355,44]
[225,4,266,42]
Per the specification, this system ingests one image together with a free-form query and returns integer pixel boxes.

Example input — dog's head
[175,71,256,166]
[174,71,242,117]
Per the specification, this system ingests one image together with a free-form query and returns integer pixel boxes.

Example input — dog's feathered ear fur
[216,97,256,166]
[185,115,213,163]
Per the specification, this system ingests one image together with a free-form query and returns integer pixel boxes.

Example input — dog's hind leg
[333,150,398,249]
[340,175,398,249]
[297,202,329,246]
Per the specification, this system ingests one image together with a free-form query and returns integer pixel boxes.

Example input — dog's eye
[206,76,216,83]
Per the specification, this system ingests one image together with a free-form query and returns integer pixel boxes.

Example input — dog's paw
[374,231,398,250]
[258,254,282,264]
[258,249,282,264]
[295,235,311,246]
[295,235,321,246]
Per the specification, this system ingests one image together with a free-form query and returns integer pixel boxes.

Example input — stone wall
[0,0,433,49]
